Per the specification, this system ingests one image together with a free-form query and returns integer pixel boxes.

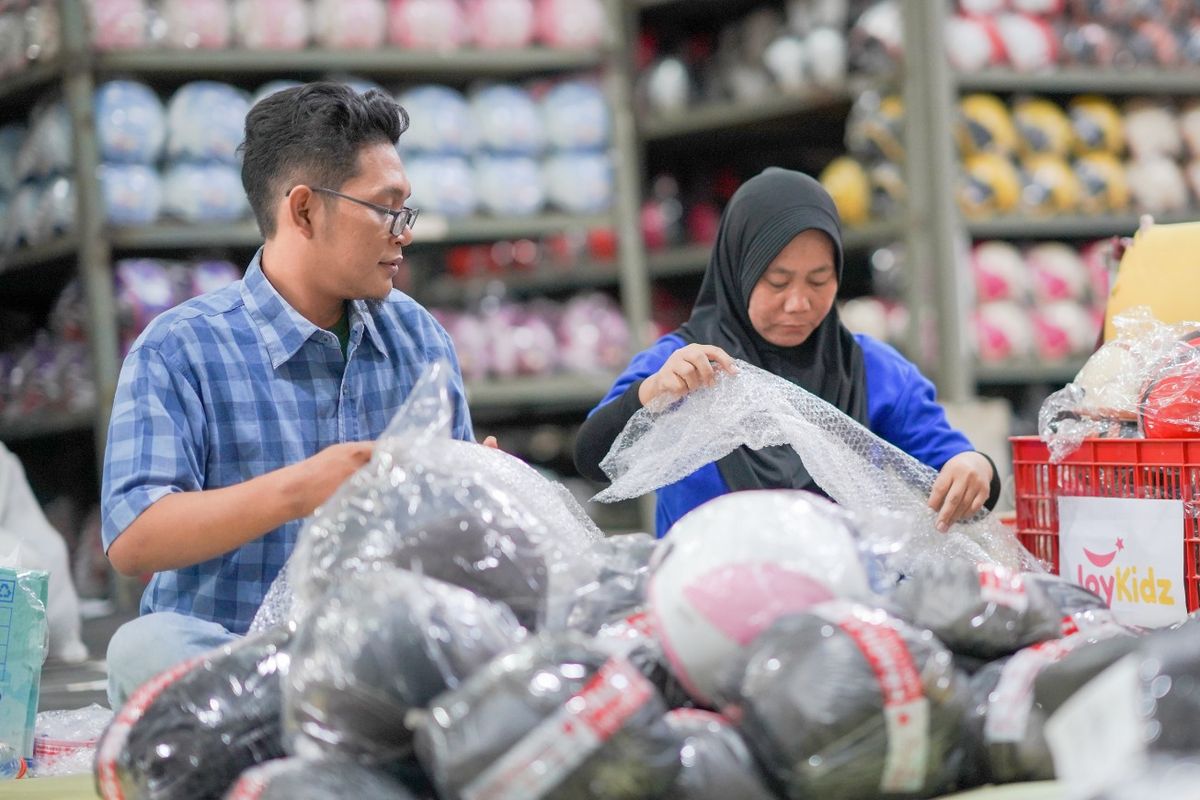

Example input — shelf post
[901,0,973,402]
[604,0,653,353]
[605,0,656,533]
[58,0,121,468]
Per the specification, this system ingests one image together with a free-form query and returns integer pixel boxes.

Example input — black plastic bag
[223,757,415,800]
[414,633,681,799]
[95,626,292,800]
[720,602,966,800]
[284,569,524,771]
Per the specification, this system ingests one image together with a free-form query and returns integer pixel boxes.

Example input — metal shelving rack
[626,0,917,360]
[644,220,906,279]
[957,69,1200,95]
[624,0,1178,408]
[0,0,654,470]
[639,86,864,141]
[914,1,1200,400]
[9,1,1189,479]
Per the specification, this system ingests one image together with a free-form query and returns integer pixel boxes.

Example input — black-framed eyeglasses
[300,186,420,236]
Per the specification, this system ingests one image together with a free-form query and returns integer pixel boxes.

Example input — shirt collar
[240,250,324,370]
[240,250,391,368]
[348,298,389,360]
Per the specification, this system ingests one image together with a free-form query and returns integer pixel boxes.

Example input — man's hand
[638,344,737,406]
[928,451,994,532]
[482,436,499,449]
[108,440,376,576]
[287,441,374,518]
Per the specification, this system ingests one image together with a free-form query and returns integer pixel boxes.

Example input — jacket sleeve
[573,335,683,483]
[573,380,646,482]
[861,337,1002,511]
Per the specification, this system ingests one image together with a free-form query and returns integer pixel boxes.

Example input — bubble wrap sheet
[251,361,602,632]
[1041,306,1200,461]
[594,360,1035,573]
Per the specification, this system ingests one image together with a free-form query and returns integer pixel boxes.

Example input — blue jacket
[588,333,976,537]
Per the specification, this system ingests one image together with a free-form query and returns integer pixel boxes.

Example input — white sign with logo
[1058,496,1186,628]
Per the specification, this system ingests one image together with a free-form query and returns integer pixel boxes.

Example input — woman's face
[747,229,838,348]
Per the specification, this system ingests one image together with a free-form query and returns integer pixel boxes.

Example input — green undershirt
[327,307,350,359]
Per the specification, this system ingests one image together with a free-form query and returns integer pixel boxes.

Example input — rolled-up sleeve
[101,346,206,552]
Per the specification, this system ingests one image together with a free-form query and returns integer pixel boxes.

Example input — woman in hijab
[574,167,1000,537]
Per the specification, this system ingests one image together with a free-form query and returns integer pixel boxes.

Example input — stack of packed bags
[88,361,1200,799]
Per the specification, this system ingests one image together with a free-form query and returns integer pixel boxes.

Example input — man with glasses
[100,83,483,706]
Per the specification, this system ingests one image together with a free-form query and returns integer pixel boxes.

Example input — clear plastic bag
[1086,757,1200,800]
[643,490,881,706]
[565,532,657,634]
[961,625,1136,787]
[413,632,681,800]
[223,757,416,800]
[893,562,1067,660]
[661,709,776,800]
[31,703,112,777]
[592,611,692,711]
[1042,624,1200,797]
[251,361,601,633]
[594,360,1035,574]
[283,568,525,771]
[1040,306,1200,460]
[94,626,292,800]
[719,600,967,800]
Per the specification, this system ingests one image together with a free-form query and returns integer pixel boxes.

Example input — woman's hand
[928,451,994,532]
[638,344,737,406]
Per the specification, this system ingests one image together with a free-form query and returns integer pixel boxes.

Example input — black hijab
[676,167,868,493]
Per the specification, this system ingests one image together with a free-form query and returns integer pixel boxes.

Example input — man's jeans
[106,612,239,709]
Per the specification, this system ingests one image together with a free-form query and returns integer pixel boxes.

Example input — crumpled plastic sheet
[1041,306,1200,461]
[251,361,602,633]
[283,567,525,771]
[594,359,1037,574]
[30,703,112,777]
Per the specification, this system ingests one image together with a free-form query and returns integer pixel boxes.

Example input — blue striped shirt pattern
[102,250,473,633]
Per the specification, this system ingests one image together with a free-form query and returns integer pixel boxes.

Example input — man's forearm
[107,465,306,576]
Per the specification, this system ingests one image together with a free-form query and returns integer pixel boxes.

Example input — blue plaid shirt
[101,250,474,634]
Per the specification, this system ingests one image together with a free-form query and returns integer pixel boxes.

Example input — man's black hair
[240,82,410,238]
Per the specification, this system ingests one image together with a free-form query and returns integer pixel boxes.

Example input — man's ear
[285,185,317,239]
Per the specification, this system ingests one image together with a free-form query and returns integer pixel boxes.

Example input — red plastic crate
[1011,436,1200,612]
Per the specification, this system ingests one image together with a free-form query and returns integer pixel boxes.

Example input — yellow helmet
[846,93,906,163]
[1069,95,1126,156]
[869,160,906,218]
[958,93,1020,157]
[819,156,872,226]
[1013,97,1074,158]
[959,153,1022,218]
[1020,154,1082,216]
[1074,152,1131,213]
